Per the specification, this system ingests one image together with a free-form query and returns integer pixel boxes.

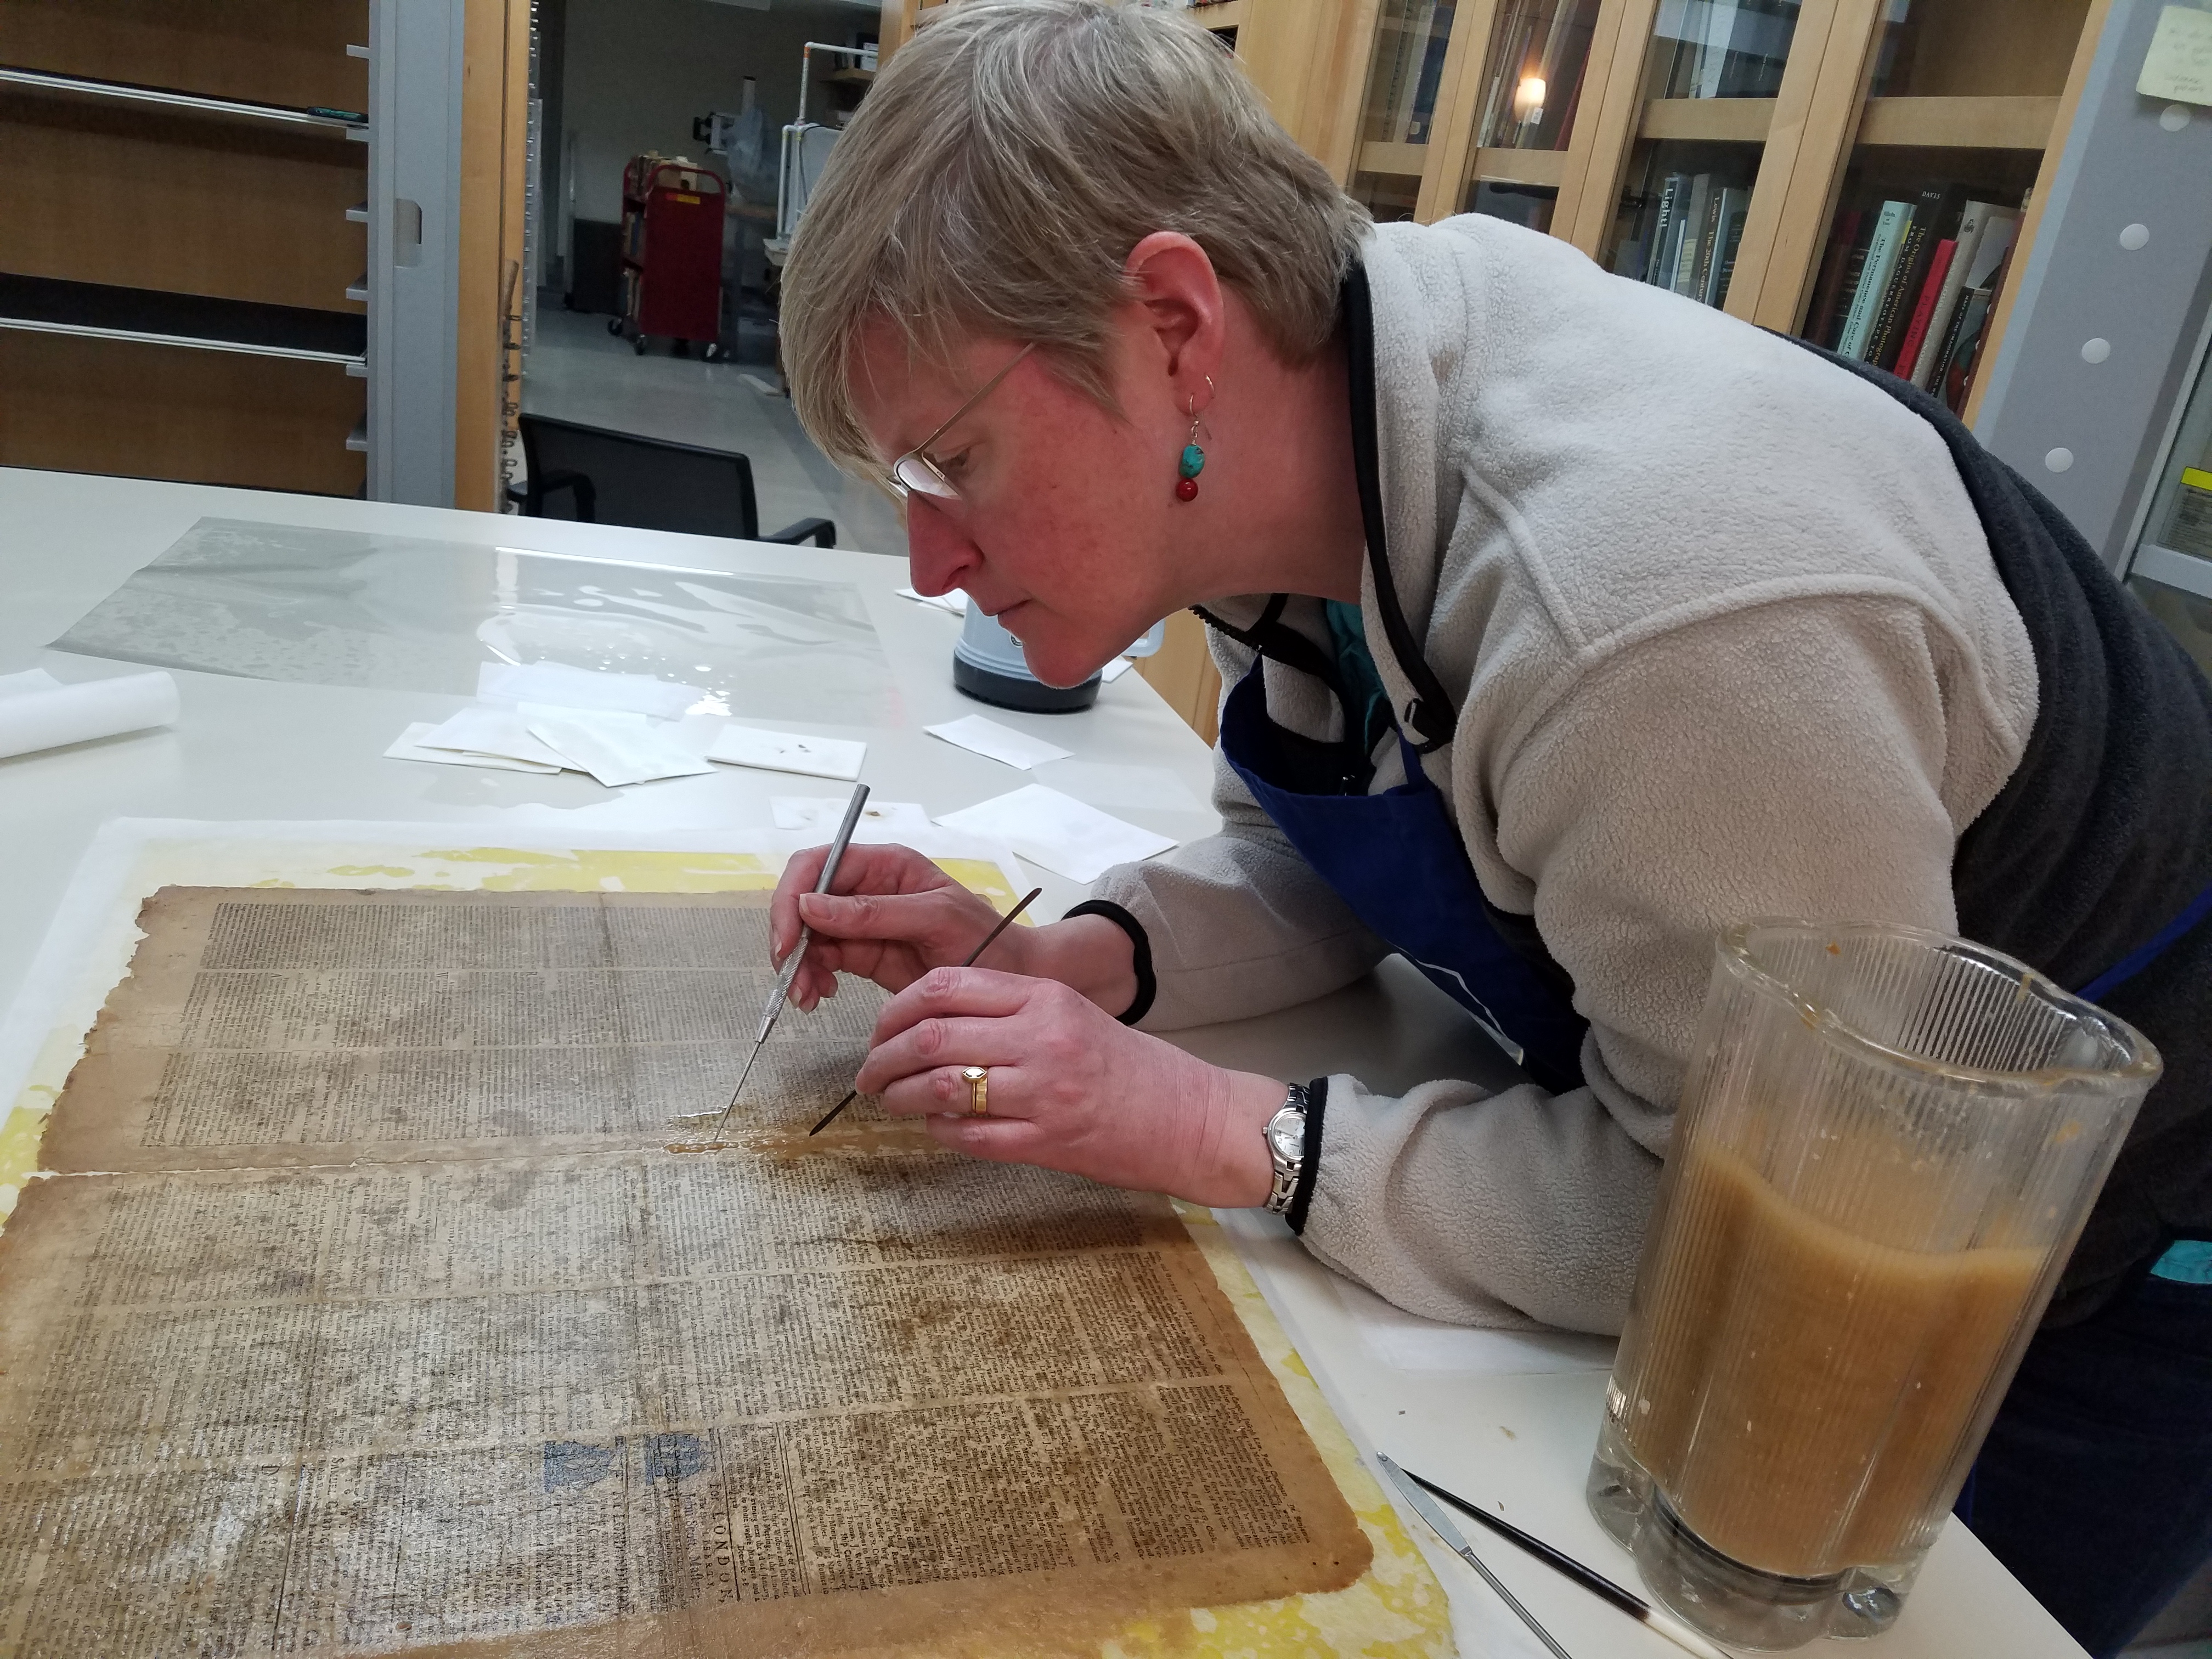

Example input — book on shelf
[1891,236,1956,385]
[1804,207,1864,347]
[1870,184,1962,370]
[1914,202,2019,390]
[1706,185,1750,307]
[1675,174,1716,295]
[1838,200,1910,359]
[1644,173,1686,286]
[1946,228,2022,415]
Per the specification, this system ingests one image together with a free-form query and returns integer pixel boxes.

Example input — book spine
[1893,239,1955,386]
[1690,182,1726,301]
[1675,174,1713,294]
[1803,207,1861,345]
[1867,218,1926,369]
[1913,201,1995,387]
[1706,189,1750,307]
[1645,174,1683,286]
[1840,201,1908,358]
[1933,288,1990,413]
[1959,233,2022,412]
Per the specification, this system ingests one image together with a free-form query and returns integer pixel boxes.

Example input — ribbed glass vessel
[1588,921,2160,1649]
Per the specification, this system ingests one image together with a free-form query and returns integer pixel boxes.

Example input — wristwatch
[1262,1084,1311,1215]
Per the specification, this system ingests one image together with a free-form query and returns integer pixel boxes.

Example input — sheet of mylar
[0,832,1451,1658]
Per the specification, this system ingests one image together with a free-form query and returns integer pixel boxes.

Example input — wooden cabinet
[0,0,370,495]
[1329,0,2109,422]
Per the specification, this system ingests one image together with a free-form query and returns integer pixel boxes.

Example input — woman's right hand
[769,842,1138,1015]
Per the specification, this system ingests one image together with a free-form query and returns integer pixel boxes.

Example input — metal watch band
[1262,1083,1311,1215]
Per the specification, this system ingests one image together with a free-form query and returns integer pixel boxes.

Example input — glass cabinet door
[1595,0,1809,311]
[1455,0,1605,232]
[1350,0,1462,220]
[2129,335,2212,679]
[1787,0,2090,415]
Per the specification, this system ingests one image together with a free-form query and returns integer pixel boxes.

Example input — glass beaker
[1588,921,2160,1650]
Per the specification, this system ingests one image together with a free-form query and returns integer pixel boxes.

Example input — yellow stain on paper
[0,840,1452,1657]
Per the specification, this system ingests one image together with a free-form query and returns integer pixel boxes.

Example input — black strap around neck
[1340,264,1459,753]
[1190,262,1462,755]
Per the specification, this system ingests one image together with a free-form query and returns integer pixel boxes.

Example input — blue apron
[1216,653,1590,1094]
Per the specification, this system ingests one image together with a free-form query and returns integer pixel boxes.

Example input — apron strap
[1342,264,1460,755]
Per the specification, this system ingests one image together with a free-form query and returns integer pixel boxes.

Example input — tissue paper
[934,785,1175,882]
[0,670,180,761]
[924,714,1074,770]
[522,706,717,788]
[708,725,867,780]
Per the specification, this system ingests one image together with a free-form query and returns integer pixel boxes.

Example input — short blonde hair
[781,0,1368,481]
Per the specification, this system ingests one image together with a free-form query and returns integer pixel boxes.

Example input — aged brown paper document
[1,888,1370,1656]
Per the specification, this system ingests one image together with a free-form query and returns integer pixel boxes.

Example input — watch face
[1267,1109,1305,1163]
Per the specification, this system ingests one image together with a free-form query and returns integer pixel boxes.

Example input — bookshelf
[1330,0,2109,425]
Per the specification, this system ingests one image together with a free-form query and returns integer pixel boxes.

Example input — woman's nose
[906,498,980,596]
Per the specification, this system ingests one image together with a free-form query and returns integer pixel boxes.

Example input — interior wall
[558,0,877,229]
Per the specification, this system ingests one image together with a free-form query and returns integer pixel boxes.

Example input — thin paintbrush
[703,782,870,1144]
[808,885,1044,1135]
[1392,1460,1730,1659]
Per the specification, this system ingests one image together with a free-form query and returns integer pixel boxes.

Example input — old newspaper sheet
[0,888,1370,1656]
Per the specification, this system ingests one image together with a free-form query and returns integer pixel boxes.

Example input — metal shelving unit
[0,1,464,504]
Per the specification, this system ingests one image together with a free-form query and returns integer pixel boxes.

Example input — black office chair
[514,414,836,546]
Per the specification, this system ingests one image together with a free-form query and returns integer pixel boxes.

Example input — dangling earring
[1176,376,1212,501]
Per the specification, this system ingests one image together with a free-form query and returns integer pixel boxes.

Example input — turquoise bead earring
[1176,377,1212,501]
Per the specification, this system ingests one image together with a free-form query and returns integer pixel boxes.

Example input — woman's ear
[1122,232,1226,410]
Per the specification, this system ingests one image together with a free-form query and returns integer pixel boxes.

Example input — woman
[775,2,2212,1651]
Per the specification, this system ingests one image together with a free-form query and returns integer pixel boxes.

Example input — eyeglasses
[887,343,1036,501]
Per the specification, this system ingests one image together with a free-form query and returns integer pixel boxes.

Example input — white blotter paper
[522,706,716,788]
[0,669,64,698]
[708,725,867,781]
[414,707,571,769]
[383,722,562,775]
[924,714,1074,771]
[934,784,1175,883]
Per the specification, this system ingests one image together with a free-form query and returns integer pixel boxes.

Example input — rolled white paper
[0,671,180,761]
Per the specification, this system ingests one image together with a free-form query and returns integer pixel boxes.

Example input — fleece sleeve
[1297,593,1977,1333]
[1088,634,1393,1032]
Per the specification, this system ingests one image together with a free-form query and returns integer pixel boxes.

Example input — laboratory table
[0,466,2086,1658]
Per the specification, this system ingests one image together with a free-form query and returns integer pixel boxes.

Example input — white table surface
[0,465,2084,1658]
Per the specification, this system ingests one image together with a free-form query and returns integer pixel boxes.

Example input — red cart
[612,155,727,358]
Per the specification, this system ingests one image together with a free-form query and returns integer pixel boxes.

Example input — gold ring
[961,1065,989,1116]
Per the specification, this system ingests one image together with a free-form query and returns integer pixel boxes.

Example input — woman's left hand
[851,966,1288,1208]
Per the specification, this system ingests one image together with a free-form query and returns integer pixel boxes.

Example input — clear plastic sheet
[52,517,902,723]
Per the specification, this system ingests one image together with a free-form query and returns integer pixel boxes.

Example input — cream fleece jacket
[1093,215,2039,1334]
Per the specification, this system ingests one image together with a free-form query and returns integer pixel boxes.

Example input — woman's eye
[937,449,973,478]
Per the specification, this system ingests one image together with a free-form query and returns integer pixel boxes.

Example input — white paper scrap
[708,725,867,781]
[477,661,707,720]
[934,785,1174,883]
[384,722,561,775]
[522,706,717,788]
[0,669,64,698]
[414,706,571,769]
[772,797,933,835]
[1101,657,1135,683]
[896,586,969,615]
[924,714,1074,771]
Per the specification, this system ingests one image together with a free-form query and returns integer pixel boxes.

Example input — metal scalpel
[704,780,870,1143]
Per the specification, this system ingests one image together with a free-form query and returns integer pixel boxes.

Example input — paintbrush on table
[808,884,1044,1135]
